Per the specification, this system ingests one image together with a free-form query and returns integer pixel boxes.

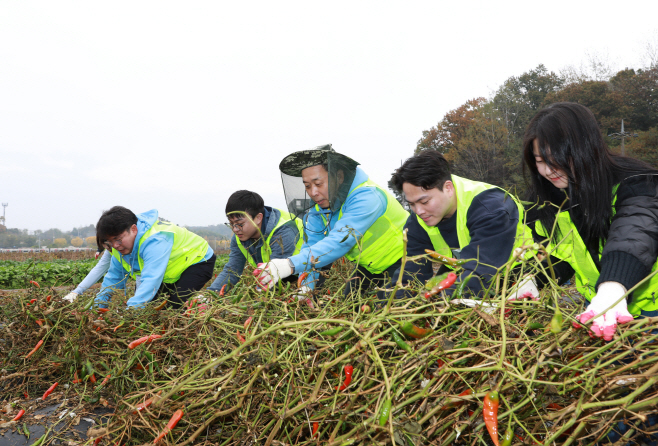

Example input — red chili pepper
[97,308,109,314]
[23,391,28,399]
[72,371,81,384]
[113,321,125,332]
[426,272,458,298]
[483,391,500,446]
[154,409,183,444]
[546,403,563,410]
[399,321,433,339]
[297,272,309,288]
[244,317,253,330]
[236,330,246,344]
[101,374,111,386]
[28,298,37,305]
[89,373,97,384]
[437,359,445,368]
[134,391,162,413]
[25,339,44,359]
[29,280,40,288]
[335,364,353,391]
[42,382,59,400]
[311,421,319,438]
[424,250,468,267]
[93,437,102,446]
[12,409,26,421]
[128,334,163,350]
[35,319,45,326]
[219,284,226,297]
[440,388,472,410]
[46,295,52,302]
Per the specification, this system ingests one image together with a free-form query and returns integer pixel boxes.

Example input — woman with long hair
[523,102,658,341]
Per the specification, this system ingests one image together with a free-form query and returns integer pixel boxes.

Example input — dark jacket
[528,174,658,292]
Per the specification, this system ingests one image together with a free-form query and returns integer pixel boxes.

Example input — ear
[254,213,263,226]
[336,169,345,185]
[443,180,455,196]
[130,224,138,235]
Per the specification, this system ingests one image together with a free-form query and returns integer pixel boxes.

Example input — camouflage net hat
[279,144,359,177]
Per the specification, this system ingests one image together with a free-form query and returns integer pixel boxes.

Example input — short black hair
[390,150,452,193]
[225,190,265,220]
[96,206,138,242]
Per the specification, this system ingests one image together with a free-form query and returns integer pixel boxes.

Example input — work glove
[294,285,315,308]
[95,251,102,260]
[253,259,293,290]
[575,282,634,341]
[450,275,538,314]
[63,291,79,303]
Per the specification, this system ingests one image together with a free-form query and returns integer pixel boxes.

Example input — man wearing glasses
[208,190,303,292]
[94,206,215,309]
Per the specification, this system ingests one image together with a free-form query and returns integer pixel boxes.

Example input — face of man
[228,213,263,242]
[105,224,139,255]
[301,165,344,209]
[402,182,457,227]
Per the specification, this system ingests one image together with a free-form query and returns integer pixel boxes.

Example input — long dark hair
[523,102,656,251]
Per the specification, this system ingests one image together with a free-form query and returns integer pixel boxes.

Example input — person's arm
[73,250,112,294]
[290,187,386,273]
[125,233,174,307]
[598,177,658,291]
[457,189,520,297]
[95,256,129,305]
[208,237,247,291]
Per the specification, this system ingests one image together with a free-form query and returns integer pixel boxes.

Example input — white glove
[253,259,293,290]
[63,292,79,303]
[576,282,634,341]
[507,275,539,301]
[295,285,311,301]
[451,275,538,313]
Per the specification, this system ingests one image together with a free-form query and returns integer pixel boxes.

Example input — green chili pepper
[82,296,95,311]
[378,399,392,426]
[399,321,433,339]
[424,249,468,267]
[319,326,344,336]
[22,422,30,439]
[391,331,412,354]
[501,427,514,446]
[527,322,544,330]
[425,272,449,290]
[550,308,564,334]
[452,275,473,299]
[85,360,95,377]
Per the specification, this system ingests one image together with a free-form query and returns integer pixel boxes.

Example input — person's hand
[95,252,101,260]
[63,292,79,303]
[253,259,293,290]
[507,275,539,301]
[575,282,634,341]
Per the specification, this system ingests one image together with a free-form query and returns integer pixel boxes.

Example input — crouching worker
[95,206,215,309]
[389,150,535,304]
[254,144,409,300]
[207,190,303,292]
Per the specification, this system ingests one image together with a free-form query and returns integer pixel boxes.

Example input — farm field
[1,254,657,445]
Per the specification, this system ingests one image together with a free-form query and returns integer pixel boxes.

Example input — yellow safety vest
[417,175,534,265]
[236,209,304,268]
[535,194,658,315]
[318,179,409,273]
[111,220,210,283]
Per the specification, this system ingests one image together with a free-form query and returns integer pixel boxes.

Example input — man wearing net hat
[253,144,409,299]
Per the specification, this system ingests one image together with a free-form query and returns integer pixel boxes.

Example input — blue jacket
[208,207,300,290]
[96,210,213,307]
[291,167,386,289]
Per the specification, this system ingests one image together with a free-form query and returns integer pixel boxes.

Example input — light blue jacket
[96,210,213,307]
[290,167,386,290]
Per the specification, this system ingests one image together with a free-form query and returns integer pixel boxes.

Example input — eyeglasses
[224,221,246,232]
[105,232,129,247]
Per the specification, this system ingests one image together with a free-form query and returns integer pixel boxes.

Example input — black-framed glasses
[224,221,246,232]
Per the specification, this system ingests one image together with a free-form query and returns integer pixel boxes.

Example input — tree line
[413,62,658,193]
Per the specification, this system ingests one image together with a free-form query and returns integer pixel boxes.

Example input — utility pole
[608,120,638,156]
[1,203,7,227]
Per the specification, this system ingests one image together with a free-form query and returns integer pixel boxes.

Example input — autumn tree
[86,236,97,247]
[53,238,67,248]
[71,237,83,247]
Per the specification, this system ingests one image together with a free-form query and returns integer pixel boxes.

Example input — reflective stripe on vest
[318,179,409,274]
[112,220,210,284]
[416,175,534,264]
[236,209,304,268]
[536,192,658,315]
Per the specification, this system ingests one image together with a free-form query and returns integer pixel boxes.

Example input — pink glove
[575,282,634,341]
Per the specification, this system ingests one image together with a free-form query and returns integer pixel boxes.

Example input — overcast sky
[1,1,656,231]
